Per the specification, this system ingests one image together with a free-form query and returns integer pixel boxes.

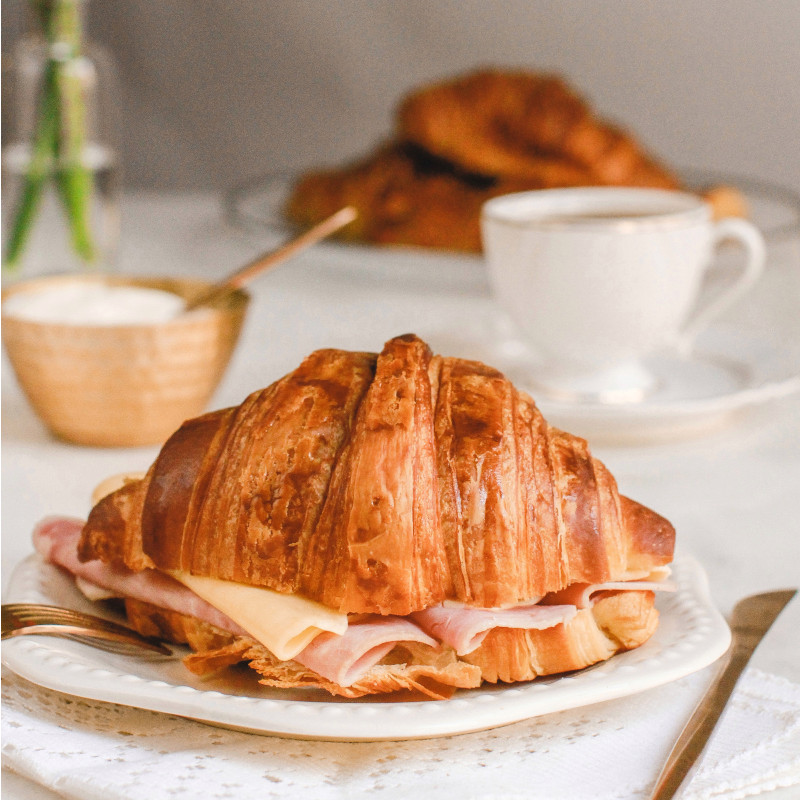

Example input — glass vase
[2,0,121,283]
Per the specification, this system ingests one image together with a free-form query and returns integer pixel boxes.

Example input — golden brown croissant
[397,69,680,189]
[284,142,555,253]
[44,335,675,699]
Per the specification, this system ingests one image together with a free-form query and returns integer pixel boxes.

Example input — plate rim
[2,552,730,741]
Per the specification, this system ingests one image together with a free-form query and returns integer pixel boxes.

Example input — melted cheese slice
[169,571,348,661]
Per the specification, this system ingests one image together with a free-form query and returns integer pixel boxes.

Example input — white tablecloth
[3,192,799,799]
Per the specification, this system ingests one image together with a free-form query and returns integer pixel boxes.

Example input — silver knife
[649,588,798,800]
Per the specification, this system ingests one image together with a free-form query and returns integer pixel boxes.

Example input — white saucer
[489,325,800,444]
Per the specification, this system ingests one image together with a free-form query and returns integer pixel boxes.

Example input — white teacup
[481,187,766,402]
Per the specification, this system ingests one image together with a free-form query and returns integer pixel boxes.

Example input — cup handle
[675,217,766,356]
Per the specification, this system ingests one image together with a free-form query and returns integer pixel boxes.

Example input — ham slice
[33,517,437,687]
[411,603,578,655]
[33,517,250,638]
[75,576,118,601]
[294,616,438,686]
[409,570,675,657]
[540,576,676,609]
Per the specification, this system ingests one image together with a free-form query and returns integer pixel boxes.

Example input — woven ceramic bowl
[2,274,249,447]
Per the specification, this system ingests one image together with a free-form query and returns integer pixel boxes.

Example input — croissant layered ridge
[81,334,675,615]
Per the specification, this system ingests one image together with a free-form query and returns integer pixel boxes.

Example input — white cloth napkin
[2,665,798,800]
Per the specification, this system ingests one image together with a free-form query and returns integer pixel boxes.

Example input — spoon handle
[185,205,357,310]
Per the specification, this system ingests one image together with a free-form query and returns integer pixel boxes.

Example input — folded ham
[296,616,438,686]
[34,517,248,637]
[540,572,675,609]
[411,603,578,656]
[38,334,676,697]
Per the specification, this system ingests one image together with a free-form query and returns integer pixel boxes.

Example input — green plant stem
[2,62,59,269]
[3,0,97,271]
[49,0,81,55]
[51,0,97,264]
[56,58,96,262]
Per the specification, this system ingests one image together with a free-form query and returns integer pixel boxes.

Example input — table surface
[3,191,800,800]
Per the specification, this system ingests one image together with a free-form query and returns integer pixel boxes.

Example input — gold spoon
[185,205,358,311]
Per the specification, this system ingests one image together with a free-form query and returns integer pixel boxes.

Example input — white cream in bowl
[1,283,188,325]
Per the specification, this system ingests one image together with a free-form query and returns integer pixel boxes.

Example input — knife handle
[649,588,797,800]
[649,643,744,799]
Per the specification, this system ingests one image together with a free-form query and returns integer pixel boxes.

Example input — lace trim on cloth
[2,665,798,800]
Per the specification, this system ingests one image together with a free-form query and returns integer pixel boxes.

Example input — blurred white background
[3,0,799,194]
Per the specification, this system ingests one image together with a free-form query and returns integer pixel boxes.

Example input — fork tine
[4,604,79,632]
[2,603,171,655]
[5,603,131,633]
[61,633,172,658]
[2,623,172,656]
[5,602,109,620]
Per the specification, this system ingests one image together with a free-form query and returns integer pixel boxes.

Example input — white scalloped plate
[2,553,729,741]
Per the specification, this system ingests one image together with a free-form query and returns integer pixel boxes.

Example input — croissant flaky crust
[123,597,483,700]
[81,334,674,619]
[122,590,659,699]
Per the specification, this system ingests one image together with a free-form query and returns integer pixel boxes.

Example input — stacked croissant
[285,68,743,252]
[36,335,675,700]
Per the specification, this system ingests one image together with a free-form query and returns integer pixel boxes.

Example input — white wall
[3,0,799,194]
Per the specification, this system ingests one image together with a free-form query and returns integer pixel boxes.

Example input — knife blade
[648,588,797,800]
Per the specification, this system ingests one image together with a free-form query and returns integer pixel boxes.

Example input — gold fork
[2,602,172,656]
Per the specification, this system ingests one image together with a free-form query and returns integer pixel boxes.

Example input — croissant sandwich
[35,334,675,700]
